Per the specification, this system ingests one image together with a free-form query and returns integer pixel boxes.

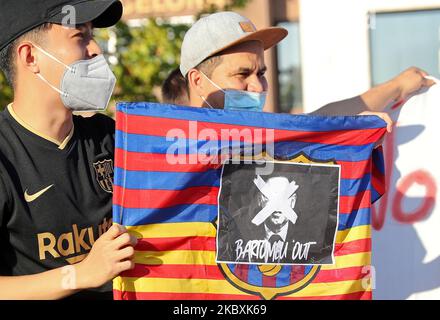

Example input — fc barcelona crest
[93,159,114,193]
[216,153,340,299]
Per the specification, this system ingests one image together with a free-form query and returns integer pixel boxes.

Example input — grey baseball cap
[180,11,288,77]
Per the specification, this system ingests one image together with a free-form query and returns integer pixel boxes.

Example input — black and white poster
[216,161,340,265]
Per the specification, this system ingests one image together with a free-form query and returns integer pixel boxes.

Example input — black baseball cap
[0,0,123,51]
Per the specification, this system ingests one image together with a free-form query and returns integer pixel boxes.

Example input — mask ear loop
[32,43,73,97]
[35,73,67,97]
[198,71,225,109]
[199,71,225,93]
[32,43,74,72]
[200,96,215,109]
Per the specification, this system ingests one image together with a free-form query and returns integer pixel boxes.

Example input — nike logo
[24,185,54,203]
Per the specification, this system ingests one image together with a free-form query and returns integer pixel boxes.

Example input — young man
[181,11,432,123]
[0,0,136,299]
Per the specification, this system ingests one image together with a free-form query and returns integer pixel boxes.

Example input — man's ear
[187,69,205,97]
[16,42,40,74]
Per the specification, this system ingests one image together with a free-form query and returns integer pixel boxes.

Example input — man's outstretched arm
[311,67,434,116]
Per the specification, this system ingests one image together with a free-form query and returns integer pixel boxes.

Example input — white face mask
[34,44,116,112]
[200,71,267,112]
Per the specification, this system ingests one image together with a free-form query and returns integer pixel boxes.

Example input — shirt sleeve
[310,95,368,116]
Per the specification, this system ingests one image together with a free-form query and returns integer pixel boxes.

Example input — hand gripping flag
[113,102,386,300]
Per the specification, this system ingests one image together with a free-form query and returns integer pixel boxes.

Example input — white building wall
[300,0,440,112]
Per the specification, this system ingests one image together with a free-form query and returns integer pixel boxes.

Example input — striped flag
[113,102,386,300]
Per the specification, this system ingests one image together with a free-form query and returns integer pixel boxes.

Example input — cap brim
[209,27,288,57]
[48,0,123,28]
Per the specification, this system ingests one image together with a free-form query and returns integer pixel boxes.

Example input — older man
[180,11,432,124]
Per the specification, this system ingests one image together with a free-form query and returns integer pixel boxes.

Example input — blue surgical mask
[200,72,267,112]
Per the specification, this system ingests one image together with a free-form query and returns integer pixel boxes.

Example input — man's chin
[267,220,288,229]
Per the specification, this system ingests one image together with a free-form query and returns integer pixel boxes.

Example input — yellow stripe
[134,250,370,269]
[128,223,370,245]
[58,126,74,150]
[7,103,74,149]
[336,225,370,243]
[114,277,370,298]
[321,252,371,270]
[127,222,216,238]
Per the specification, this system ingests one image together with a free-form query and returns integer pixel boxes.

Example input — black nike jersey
[0,106,115,299]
